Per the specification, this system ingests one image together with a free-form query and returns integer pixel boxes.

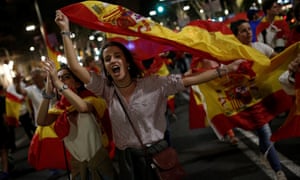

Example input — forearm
[53,80,90,112]
[36,98,55,126]
[61,33,91,84]
[183,66,227,87]
[15,83,26,96]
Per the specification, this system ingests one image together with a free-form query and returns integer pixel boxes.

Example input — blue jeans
[255,124,281,172]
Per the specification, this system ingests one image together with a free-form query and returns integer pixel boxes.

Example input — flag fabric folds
[5,92,23,126]
[28,123,71,170]
[60,1,299,138]
[271,71,300,142]
[60,1,270,73]
[196,42,299,137]
[189,85,207,129]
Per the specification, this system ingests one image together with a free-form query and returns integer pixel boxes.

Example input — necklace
[115,80,133,88]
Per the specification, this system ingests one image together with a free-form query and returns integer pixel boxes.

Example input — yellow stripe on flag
[199,42,299,136]
[61,1,270,75]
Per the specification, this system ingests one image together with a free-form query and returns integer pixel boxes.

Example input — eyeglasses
[58,73,72,81]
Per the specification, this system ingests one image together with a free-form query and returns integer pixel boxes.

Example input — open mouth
[112,65,120,73]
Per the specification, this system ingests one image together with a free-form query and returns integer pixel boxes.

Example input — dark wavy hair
[100,41,143,85]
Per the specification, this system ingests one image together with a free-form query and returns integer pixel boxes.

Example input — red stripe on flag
[28,131,71,170]
[271,73,300,142]
[189,88,206,129]
[5,92,23,103]
[211,90,293,136]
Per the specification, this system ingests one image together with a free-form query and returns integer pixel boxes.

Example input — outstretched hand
[226,59,246,72]
[55,10,70,32]
[288,53,300,73]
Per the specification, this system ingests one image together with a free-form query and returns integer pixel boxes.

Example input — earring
[128,66,130,70]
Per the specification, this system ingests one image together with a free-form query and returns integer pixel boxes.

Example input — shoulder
[251,42,274,56]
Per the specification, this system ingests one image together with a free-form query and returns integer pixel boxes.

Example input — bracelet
[216,68,222,78]
[216,64,229,79]
[42,90,55,99]
[61,31,72,37]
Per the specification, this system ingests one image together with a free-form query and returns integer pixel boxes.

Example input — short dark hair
[262,0,277,14]
[230,19,248,36]
[58,64,84,87]
[100,41,143,84]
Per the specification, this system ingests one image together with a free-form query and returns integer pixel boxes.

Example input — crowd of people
[0,0,299,180]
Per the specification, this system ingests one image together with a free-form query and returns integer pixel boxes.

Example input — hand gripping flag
[60,1,270,73]
[197,42,299,138]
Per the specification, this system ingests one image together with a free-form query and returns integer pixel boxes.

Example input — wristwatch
[58,84,68,92]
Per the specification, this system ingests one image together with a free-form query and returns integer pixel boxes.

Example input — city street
[7,92,300,180]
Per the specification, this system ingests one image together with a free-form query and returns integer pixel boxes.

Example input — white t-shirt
[25,85,43,125]
[251,41,274,58]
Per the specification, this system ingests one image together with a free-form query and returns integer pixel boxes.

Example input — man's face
[268,2,280,16]
[236,22,252,45]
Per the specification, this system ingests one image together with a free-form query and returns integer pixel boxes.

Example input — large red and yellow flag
[5,92,23,126]
[197,42,299,137]
[60,1,270,73]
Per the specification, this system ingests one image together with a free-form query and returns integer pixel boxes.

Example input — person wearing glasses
[36,61,117,180]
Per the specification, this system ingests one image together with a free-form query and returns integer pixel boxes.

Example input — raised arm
[182,59,244,87]
[36,70,57,126]
[55,10,91,84]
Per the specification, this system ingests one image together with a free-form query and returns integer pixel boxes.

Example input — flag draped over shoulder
[60,1,270,73]
[198,42,299,138]
[256,16,290,40]
[28,123,71,170]
[5,92,23,126]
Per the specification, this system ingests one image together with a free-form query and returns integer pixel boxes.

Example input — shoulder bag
[114,89,186,180]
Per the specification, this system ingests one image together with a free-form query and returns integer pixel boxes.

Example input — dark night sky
[0,0,155,54]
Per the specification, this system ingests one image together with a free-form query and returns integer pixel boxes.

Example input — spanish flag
[199,42,299,137]
[60,1,270,73]
[5,92,23,127]
[28,123,71,170]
